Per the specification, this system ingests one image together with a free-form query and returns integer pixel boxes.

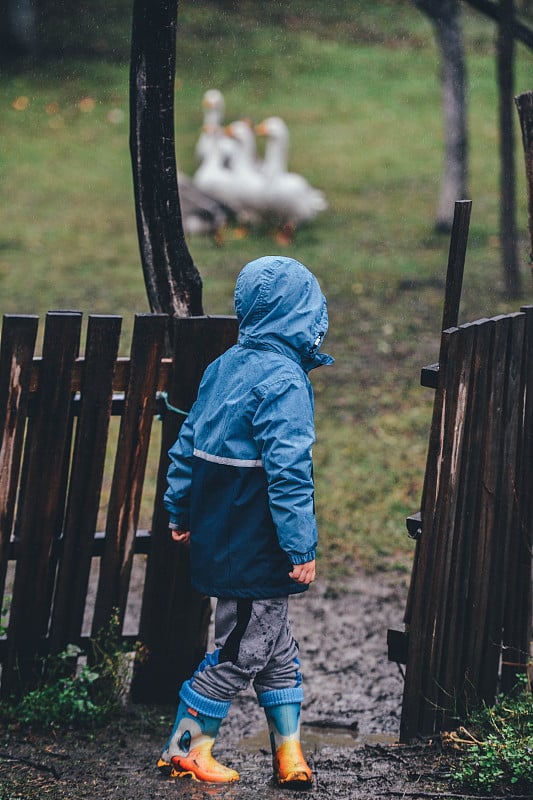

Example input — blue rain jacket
[164,256,333,599]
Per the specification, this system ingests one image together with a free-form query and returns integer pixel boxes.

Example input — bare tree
[415,0,469,233]
[129,0,204,317]
[417,0,533,296]
[497,0,520,298]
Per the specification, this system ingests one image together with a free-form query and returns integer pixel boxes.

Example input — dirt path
[0,574,453,799]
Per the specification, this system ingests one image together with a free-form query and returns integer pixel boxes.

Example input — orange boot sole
[168,741,239,783]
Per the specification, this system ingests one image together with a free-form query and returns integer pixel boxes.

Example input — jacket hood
[234,255,334,372]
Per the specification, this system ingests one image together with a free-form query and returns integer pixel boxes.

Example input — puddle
[239,725,398,752]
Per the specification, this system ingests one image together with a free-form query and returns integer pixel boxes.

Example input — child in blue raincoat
[158,255,333,788]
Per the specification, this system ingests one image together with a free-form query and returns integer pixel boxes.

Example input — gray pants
[190,597,302,703]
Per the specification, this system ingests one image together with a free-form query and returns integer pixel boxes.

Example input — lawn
[1,0,532,575]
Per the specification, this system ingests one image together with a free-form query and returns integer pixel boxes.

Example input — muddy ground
[1,574,460,799]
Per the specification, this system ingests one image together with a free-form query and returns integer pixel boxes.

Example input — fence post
[131,315,238,704]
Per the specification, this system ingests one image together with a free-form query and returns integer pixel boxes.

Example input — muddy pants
[179,597,304,718]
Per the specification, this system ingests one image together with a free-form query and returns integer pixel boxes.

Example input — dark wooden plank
[501,306,533,691]
[418,323,475,734]
[27,356,173,395]
[425,320,479,728]
[439,318,494,721]
[400,326,461,741]
[479,312,525,700]
[6,528,152,561]
[0,315,38,605]
[420,363,439,389]
[48,315,122,654]
[1,312,82,698]
[440,200,472,333]
[91,314,167,636]
[404,329,458,633]
[131,315,238,704]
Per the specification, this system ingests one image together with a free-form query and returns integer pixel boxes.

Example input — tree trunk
[498,0,521,298]
[415,0,469,232]
[129,0,203,317]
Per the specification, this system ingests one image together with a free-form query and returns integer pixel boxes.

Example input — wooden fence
[396,306,533,741]
[0,311,238,702]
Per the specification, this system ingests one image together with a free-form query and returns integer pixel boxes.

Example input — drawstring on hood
[234,256,334,373]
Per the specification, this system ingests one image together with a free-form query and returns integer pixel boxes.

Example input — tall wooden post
[129,0,203,318]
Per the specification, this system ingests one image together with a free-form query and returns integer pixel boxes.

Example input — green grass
[1,1,533,574]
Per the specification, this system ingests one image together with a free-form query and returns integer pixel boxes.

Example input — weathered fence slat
[441,318,493,715]
[440,200,472,332]
[49,315,123,654]
[91,313,168,636]
[2,312,82,697]
[501,305,533,691]
[400,326,461,740]
[434,320,484,720]
[421,323,477,734]
[478,313,524,701]
[437,320,486,717]
[131,315,239,704]
[0,315,38,604]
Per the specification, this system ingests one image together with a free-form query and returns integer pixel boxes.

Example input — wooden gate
[0,311,238,702]
[397,306,533,741]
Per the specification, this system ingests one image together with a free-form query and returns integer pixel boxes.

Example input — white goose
[192,125,241,216]
[255,116,328,238]
[257,115,290,178]
[178,171,232,240]
[222,120,267,223]
[195,89,240,169]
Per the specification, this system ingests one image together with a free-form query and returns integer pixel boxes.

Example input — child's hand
[289,559,315,585]
[171,529,191,545]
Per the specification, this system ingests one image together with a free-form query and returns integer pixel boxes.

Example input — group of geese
[179,89,327,243]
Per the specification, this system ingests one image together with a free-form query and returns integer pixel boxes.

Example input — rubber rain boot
[157,689,239,783]
[263,702,313,789]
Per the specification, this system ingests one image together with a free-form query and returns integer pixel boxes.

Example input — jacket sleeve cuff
[290,549,316,565]
[168,514,190,531]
